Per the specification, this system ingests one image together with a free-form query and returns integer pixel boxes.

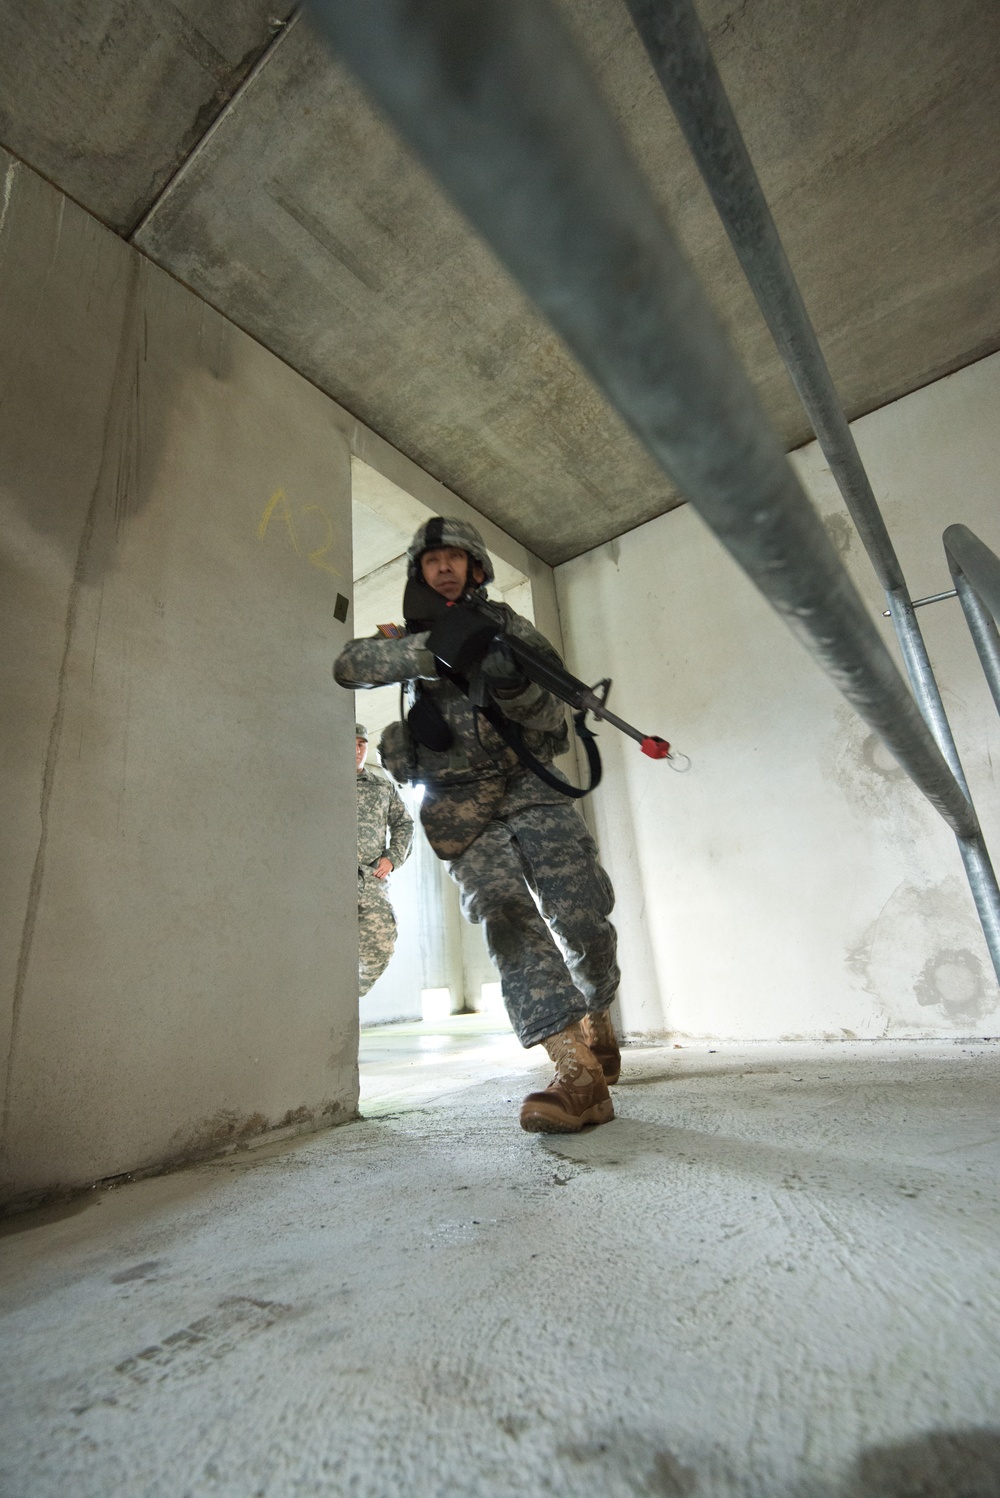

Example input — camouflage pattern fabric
[357,765,413,870]
[335,613,569,858]
[356,766,413,997]
[358,871,398,997]
[447,794,620,1048]
[335,600,620,1044]
[419,773,506,859]
[406,516,495,583]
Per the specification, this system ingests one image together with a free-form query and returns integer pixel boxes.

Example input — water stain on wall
[847,876,995,1028]
[170,1097,349,1167]
[860,731,910,783]
[915,947,990,1022]
[823,513,854,557]
[824,704,922,830]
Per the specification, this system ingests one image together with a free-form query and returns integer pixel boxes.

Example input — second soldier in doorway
[356,723,413,997]
[335,519,621,1133]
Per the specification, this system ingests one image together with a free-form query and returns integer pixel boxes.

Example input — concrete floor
[3,1022,1000,1498]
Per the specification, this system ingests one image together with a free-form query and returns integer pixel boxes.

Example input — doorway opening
[350,457,538,1110]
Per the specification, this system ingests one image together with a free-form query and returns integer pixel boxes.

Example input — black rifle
[403,578,673,799]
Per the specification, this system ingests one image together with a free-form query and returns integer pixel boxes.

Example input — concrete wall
[556,353,1000,1040]
[0,152,359,1205]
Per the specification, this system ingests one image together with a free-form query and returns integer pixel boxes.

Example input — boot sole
[519,1097,615,1134]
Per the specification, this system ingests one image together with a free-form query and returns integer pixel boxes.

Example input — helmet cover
[406,516,495,585]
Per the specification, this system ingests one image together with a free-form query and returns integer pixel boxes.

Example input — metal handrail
[944,525,1000,716]
[303,0,1000,980]
[621,0,1000,982]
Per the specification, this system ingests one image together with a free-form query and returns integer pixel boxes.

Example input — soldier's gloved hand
[425,608,498,673]
[481,641,529,694]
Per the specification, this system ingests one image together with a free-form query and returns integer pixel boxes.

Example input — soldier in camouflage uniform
[355,722,414,997]
[335,518,621,1133]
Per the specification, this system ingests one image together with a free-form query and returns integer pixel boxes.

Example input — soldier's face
[421,547,485,600]
[356,737,368,771]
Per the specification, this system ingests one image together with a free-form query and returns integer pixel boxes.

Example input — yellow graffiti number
[258,490,342,580]
[302,504,341,578]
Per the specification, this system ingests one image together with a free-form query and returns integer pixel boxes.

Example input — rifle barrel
[490,611,668,753]
[581,697,646,744]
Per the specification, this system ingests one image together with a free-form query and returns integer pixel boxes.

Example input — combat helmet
[406,516,495,585]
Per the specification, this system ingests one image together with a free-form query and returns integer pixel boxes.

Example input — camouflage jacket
[335,606,571,858]
[357,766,413,872]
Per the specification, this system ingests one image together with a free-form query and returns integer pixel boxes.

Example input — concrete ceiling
[2,1,998,565]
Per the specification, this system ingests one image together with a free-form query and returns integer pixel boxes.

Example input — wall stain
[824,704,922,832]
[915,948,990,1022]
[847,877,996,1028]
[860,731,909,783]
[2,1097,355,1219]
[173,1109,271,1158]
[170,1098,350,1167]
[823,512,855,557]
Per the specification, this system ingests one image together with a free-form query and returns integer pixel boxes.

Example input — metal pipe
[886,590,969,796]
[623,0,911,593]
[944,525,1000,715]
[624,0,1000,980]
[303,0,974,838]
[884,591,1000,981]
[945,525,1000,627]
[882,589,958,616]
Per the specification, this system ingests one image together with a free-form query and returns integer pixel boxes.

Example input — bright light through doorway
[480,982,505,1015]
[420,987,452,1023]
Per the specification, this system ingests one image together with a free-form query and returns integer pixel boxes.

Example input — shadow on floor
[843,1427,1000,1496]
[536,1113,976,1215]
[0,1194,97,1238]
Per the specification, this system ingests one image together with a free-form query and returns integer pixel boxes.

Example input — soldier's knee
[463,882,533,927]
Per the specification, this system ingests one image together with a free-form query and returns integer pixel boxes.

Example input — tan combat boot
[519,1022,614,1134]
[582,1008,621,1085]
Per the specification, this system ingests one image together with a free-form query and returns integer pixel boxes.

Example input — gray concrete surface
[0,1,296,235]
[0,147,358,1204]
[3,1024,1000,1497]
[2,0,997,562]
[1,149,568,1209]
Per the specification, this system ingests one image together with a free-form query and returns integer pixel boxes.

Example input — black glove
[425,607,498,673]
[481,640,529,693]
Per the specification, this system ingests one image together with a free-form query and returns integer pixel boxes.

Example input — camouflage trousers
[447,801,619,1048]
[358,869,398,998]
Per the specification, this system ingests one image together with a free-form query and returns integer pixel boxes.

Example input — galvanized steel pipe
[945,525,1000,715]
[624,0,1000,977]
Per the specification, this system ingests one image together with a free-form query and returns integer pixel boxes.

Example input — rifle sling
[476,699,601,800]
